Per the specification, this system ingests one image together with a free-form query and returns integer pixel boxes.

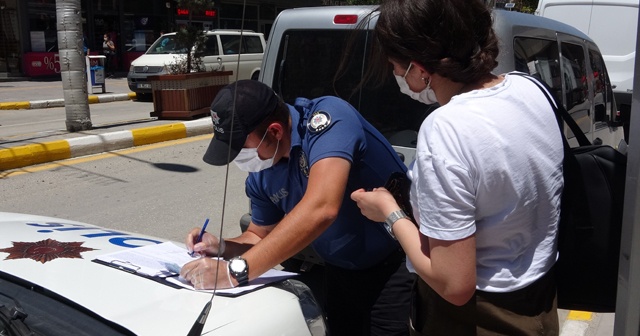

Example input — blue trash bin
[90,65,105,85]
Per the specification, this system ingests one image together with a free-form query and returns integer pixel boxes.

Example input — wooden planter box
[148,71,232,120]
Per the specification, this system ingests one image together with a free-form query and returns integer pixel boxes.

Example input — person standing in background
[102,33,116,76]
[82,34,90,56]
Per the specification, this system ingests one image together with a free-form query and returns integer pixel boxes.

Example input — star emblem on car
[0,239,97,264]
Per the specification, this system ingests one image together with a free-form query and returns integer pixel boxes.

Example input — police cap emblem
[307,111,331,133]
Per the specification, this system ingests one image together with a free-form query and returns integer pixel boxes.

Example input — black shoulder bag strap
[513,72,599,235]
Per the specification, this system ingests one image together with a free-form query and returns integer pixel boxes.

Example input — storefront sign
[23,52,61,76]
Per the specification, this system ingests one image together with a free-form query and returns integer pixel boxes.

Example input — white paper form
[165,268,298,295]
[94,241,199,277]
[94,241,298,295]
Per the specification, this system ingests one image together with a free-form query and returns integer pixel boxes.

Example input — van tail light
[333,15,358,24]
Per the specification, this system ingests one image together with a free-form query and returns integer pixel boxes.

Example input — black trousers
[323,249,415,336]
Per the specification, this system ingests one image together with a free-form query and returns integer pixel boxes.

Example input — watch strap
[228,256,249,287]
[384,209,407,239]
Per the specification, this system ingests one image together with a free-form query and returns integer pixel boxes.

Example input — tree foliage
[173,0,214,74]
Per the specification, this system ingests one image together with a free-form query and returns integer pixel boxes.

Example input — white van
[127,30,265,98]
[535,0,639,139]
[261,6,625,164]
[247,6,626,274]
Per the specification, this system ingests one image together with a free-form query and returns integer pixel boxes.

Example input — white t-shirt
[407,73,564,292]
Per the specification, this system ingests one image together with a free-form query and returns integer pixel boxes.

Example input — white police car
[0,212,325,336]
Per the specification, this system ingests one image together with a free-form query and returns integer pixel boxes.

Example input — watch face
[229,258,247,273]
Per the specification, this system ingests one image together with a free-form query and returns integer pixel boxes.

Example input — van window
[202,36,220,56]
[220,35,265,55]
[513,37,562,102]
[243,36,264,53]
[589,48,616,127]
[513,36,592,139]
[270,30,431,145]
[560,41,590,136]
[147,35,182,54]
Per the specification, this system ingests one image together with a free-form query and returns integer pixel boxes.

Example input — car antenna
[186,0,247,335]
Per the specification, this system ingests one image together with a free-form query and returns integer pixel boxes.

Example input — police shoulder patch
[307,110,331,134]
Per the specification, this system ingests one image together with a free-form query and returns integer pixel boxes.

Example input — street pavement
[0,76,213,171]
[0,76,618,335]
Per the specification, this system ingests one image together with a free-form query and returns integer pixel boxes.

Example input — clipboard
[92,242,298,295]
[92,242,198,290]
[163,268,299,297]
[92,258,184,289]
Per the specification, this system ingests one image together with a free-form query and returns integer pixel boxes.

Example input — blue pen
[190,218,209,257]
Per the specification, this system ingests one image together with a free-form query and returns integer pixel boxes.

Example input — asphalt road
[0,135,248,243]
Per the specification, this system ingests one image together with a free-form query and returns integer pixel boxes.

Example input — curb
[0,118,213,171]
[0,93,136,110]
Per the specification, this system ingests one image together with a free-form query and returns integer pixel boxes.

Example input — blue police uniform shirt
[245,96,407,270]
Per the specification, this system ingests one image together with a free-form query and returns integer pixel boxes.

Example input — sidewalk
[0,76,213,171]
[0,75,135,110]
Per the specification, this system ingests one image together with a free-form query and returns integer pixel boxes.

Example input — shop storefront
[9,0,321,78]
[0,0,19,76]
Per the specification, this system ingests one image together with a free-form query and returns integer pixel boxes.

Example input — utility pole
[56,0,92,132]
[0,2,8,73]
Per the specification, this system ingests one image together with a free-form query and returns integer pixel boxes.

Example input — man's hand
[185,227,225,257]
[179,258,235,290]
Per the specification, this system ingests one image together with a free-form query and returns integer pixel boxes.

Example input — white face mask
[234,129,280,172]
[394,63,438,105]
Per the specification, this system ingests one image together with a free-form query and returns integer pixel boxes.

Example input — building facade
[0,0,323,78]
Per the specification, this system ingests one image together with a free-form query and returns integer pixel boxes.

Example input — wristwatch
[384,210,407,240]
[228,256,249,287]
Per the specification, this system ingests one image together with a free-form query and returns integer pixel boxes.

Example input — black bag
[384,171,416,224]
[522,74,626,312]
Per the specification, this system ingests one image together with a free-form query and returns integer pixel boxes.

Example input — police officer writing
[180,80,414,336]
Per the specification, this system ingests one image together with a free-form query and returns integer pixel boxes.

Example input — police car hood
[0,212,310,336]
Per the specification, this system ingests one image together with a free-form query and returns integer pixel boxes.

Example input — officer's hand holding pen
[185,227,226,258]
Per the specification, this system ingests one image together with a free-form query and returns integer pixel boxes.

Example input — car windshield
[0,272,134,336]
[146,35,188,55]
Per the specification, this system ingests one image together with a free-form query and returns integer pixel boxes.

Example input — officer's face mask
[234,128,279,172]
[394,63,438,105]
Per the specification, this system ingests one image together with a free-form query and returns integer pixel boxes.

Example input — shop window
[93,0,118,12]
[221,3,257,20]
[27,0,57,52]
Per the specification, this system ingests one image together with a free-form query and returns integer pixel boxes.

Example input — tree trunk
[56,0,92,132]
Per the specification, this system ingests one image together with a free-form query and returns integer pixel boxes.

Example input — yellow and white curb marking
[560,311,593,336]
[0,118,212,171]
[0,92,136,110]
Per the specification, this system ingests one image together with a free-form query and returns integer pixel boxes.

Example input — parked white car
[127,30,265,98]
[0,212,325,336]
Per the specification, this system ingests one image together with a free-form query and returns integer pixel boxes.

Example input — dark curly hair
[371,0,499,84]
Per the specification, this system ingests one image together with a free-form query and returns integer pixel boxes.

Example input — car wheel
[136,92,152,101]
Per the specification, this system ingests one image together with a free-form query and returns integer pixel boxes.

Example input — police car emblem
[307,111,331,133]
[299,151,309,178]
